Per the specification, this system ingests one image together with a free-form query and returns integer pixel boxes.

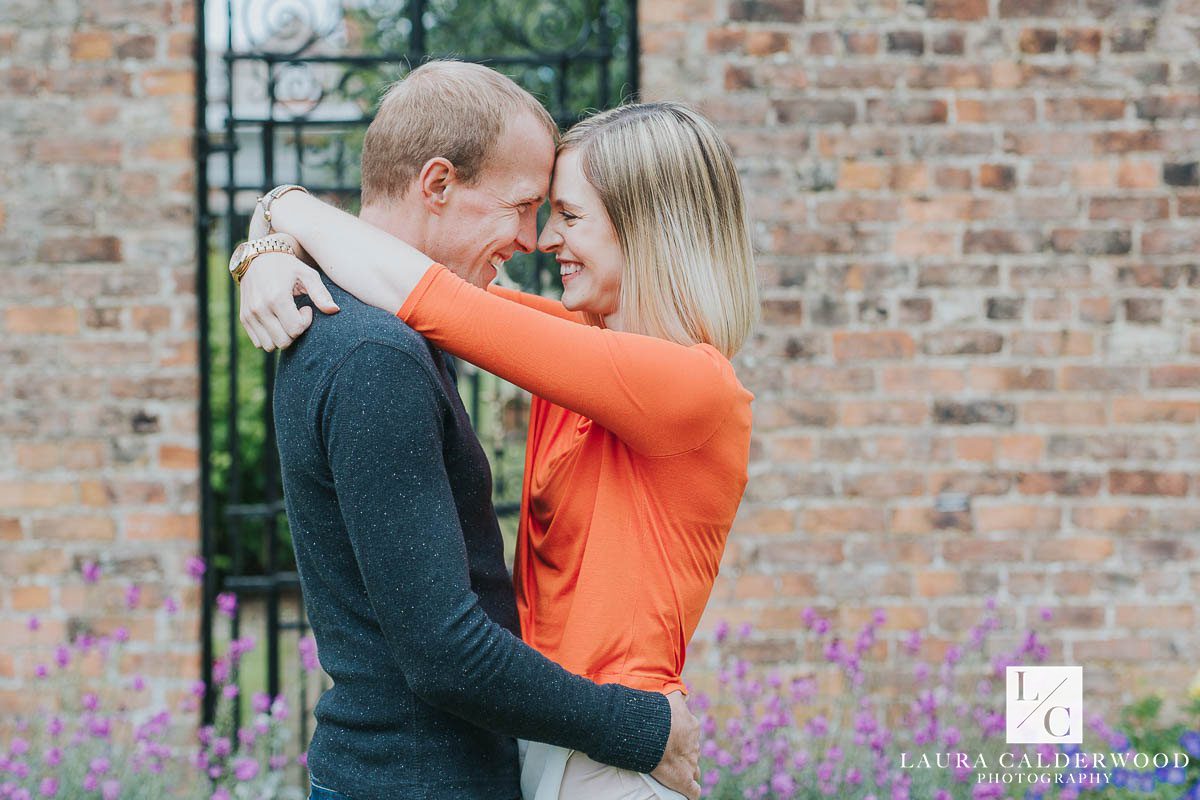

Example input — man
[237,61,701,800]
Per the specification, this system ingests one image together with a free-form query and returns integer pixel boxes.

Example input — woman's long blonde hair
[559,102,759,358]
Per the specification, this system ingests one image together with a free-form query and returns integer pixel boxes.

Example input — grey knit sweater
[274,279,671,800]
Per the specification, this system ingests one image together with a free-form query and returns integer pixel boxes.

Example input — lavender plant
[692,601,1200,800]
[0,558,314,800]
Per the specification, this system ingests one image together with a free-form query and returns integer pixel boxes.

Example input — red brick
[832,331,915,361]
[1112,399,1200,424]
[70,31,114,60]
[1109,470,1189,497]
[125,513,199,541]
[976,505,1061,533]
[1045,98,1127,122]
[969,366,1053,391]
[1115,605,1195,630]
[944,538,1025,562]
[5,306,79,334]
[1071,506,1150,533]
[37,236,121,263]
[30,516,116,541]
[140,69,192,96]
[801,506,886,534]
[928,0,989,19]
[1149,366,1200,388]
[840,402,927,427]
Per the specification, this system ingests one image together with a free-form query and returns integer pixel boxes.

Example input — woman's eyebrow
[552,196,583,212]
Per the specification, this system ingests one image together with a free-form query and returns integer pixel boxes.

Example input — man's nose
[515,213,538,254]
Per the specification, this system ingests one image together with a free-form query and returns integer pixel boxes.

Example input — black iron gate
[194,0,638,735]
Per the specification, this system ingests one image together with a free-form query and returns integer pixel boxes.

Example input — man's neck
[359,201,428,253]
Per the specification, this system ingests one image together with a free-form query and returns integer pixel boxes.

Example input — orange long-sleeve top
[396,264,753,694]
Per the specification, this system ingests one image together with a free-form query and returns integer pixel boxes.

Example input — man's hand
[239,247,339,352]
[649,691,701,800]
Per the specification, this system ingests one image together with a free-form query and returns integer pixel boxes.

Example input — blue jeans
[308,780,353,800]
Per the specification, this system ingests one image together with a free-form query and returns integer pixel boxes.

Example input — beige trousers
[518,740,688,800]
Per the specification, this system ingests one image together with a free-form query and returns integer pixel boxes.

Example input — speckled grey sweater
[274,280,671,800]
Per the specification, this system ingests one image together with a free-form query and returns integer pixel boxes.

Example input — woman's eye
[561,211,579,222]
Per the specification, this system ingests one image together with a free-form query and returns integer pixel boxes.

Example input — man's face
[428,111,556,288]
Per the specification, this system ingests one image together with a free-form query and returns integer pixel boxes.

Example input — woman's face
[537,148,626,326]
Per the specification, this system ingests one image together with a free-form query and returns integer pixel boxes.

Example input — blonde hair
[560,102,759,358]
[361,59,558,205]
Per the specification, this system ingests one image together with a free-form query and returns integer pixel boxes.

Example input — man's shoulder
[287,278,437,372]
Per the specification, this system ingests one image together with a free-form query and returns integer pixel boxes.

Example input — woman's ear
[417,157,456,215]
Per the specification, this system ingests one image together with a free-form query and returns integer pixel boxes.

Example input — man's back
[274,279,521,798]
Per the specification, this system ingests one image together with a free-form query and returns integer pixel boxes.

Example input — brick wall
[643,0,1200,708]
[0,0,199,712]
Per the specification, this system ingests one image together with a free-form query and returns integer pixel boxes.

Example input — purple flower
[1039,607,1053,621]
[114,626,129,643]
[212,658,230,684]
[47,718,63,737]
[100,781,119,800]
[1181,730,1200,757]
[269,754,288,771]
[233,757,259,781]
[297,751,308,767]
[82,561,101,583]
[26,616,39,632]
[186,556,207,580]
[131,675,146,691]
[9,739,28,757]
[737,622,752,639]
[37,778,57,798]
[271,694,290,719]
[33,664,48,679]
[210,789,230,800]
[771,772,796,796]
[252,691,272,713]
[212,737,232,758]
[42,748,61,767]
[89,756,110,775]
[124,584,141,610]
[216,592,237,618]
[83,692,99,711]
[715,620,730,643]
[299,635,320,672]
[163,596,179,615]
[53,646,69,668]
[222,684,239,699]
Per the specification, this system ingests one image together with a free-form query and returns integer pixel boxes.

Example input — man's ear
[417,157,456,215]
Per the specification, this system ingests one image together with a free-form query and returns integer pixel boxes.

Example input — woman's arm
[486,283,582,323]
[266,191,436,314]
[400,265,742,457]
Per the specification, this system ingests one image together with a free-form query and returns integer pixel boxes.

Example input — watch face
[229,242,249,272]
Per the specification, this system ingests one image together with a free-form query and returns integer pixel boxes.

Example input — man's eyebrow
[515,192,545,205]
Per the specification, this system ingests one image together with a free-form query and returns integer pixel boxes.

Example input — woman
[242,102,757,799]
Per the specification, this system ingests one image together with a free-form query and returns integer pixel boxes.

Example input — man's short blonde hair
[361,60,558,206]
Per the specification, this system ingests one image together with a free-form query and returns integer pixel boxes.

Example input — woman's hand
[238,248,340,352]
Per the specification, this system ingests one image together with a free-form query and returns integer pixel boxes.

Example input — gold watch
[228,236,297,284]
[256,184,309,234]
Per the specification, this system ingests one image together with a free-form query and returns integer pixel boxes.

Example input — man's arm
[320,341,697,791]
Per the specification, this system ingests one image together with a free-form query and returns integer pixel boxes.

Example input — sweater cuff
[592,686,672,775]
